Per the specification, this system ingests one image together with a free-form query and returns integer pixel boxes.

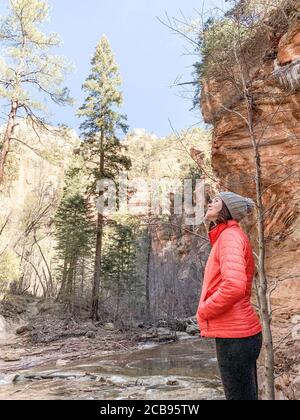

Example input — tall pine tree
[0,0,72,183]
[78,35,131,320]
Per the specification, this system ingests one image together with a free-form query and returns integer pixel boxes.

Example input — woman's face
[205,196,223,222]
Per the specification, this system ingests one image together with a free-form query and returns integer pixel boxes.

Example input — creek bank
[0,336,222,400]
[0,296,223,400]
[0,295,200,377]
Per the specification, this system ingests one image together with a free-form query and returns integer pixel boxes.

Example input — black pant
[215,332,263,400]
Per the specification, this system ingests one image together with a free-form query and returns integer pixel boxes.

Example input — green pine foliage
[0,0,73,114]
[54,158,95,307]
[78,35,131,185]
[0,0,73,183]
[78,35,131,319]
[102,215,143,323]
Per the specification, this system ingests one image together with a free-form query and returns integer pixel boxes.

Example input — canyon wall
[201,18,300,400]
[124,128,211,322]
[0,119,79,295]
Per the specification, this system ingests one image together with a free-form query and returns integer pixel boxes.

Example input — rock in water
[167,380,179,386]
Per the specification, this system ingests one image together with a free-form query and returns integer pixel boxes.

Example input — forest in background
[1,0,300,400]
[0,0,213,329]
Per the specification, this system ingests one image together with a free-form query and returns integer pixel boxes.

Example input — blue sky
[1,0,228,137]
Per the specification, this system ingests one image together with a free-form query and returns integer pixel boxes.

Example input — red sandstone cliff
[200,16,300,400]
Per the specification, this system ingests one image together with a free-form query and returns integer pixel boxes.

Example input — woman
[196,191,263,400]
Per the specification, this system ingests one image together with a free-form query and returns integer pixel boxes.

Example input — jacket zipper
[206,320,209,330]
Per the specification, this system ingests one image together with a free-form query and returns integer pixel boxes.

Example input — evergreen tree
[102,216,142,325]
[78,35,131,320]
[55,158,94,310]
[0,0,72,183]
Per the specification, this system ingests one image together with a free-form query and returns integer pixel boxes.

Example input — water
[0,337,224,400]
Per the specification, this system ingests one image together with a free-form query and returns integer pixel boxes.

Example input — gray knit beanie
[217,191,255,222]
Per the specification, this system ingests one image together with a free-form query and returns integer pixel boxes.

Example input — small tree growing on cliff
[161,0,300,400]
[0,0,72,183]
[78,36,131,320]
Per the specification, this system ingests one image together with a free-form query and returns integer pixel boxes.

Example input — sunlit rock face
[0,315,6,341]
[277,21,300,65]
[0,119,79,294]
[201,19,300,400]
[123,129,212,321]
[274,21,300,91]
[1,122,77,212]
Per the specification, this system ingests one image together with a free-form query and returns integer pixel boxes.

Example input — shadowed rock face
[201,19,300,400]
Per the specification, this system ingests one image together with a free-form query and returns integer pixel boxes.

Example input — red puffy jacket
[197,220,262,339]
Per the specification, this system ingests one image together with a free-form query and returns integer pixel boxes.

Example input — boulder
[167,316,198,332]
[86,331,96,339]
[167,380,179,386]
[103,323,115,332]
[16,325,32,335]
[139,327,177,343]
[186,324,199,336]
[2,354,21,362]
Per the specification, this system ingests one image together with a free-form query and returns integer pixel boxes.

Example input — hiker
[196,192,263,400]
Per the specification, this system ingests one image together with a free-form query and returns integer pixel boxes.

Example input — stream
[0,337,224,400]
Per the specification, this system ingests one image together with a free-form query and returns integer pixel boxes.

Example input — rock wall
[0,119,79,294]
[124,129,211,321]
[201,18,300,399]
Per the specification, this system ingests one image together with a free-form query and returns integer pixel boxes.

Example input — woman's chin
[205,213,213,221]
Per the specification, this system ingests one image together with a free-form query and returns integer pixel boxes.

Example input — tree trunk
[91,130,105,320]
[114,247,121,324]
[254,146,275,400]
[65,257,75,309]
[71,257,78,314]
[91,212,103,320]
[34,234,54,297]
[0,100,18,183]
[80,258,85,314]
[57,256,69,302]
[145,229,152,323]
[247,96,275,400]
